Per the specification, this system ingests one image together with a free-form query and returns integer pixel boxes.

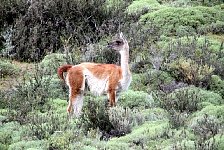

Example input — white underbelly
[84,70,109,96]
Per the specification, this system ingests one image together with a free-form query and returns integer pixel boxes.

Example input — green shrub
[140,6,224,36]
[79,96,114,134]
[126,0,160,15]
[206,134,224,150]
[131,69,173,92]
[191,105,224,123]
[8,140,49,150]
[0,143,7,150]
[159,86,223,127]
[108,106,137,135]
[26,110,75,140]
[39,53,67,75]
[0,60,19,78]
[3,66,65,123]
[145,69,174,91]
[189,115,222,140]
[130,73,148,91]
[119,90,154,108]
[164,86,223,111]
[209,75,224,98]
[44,74,66,99]
[167,57,214,85]
[0,121,27,146]
[139,108,169,122]
[109,120,170,148]
[49,131,79,150]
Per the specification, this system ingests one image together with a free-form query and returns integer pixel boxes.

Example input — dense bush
[1,66,63,123]
[130,69,174,92]
[0,60,19,78]
[8,140,49,150]
[118,90,154,108]
[39,53,67,75]
[140,6,224,36]
[209,75,224,98]
[126,0,160,16]
[109,120,170,149]
[167,57,214,85]
[0,0,131,61]
[159,86,223,127]
[0,121,28,148]
[159,36,224,84]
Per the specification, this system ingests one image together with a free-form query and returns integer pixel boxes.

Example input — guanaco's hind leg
[66,66,85,117]
[108,90,116,107]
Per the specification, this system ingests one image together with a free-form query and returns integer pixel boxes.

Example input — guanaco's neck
[119,47,131,78]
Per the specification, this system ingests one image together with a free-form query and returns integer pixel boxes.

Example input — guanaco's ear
[119,32,124,39]
[119,32,127,43]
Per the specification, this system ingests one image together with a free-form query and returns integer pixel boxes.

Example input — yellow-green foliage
[119,90,154,108]
[49,131,75,150]
[210,75,224,98]
[159,36,224,54]
[39,53,67,75]
[44,74,65,99]
[130,73,148,91]
[168,57,214,84]
[104,0,125,10]
[110,120,169,145]
[190,105,224,124]
[0,122,27,146]
[8,140,49,150]
[207,134,224,150]
[140,108,169,121]
[0,60,20,77]
[130,69,173,92]
[169,86,223,108]
[126,0,160,15]
[140,6,224,36]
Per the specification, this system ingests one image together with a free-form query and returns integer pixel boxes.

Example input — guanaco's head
[108,32,129,52]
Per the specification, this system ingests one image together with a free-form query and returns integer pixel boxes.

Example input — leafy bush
[129,74,148,91]
[8,140,49,150]
[109,120,170,149]
[130,69,174,92]
[0,121,27,146]
[139,108,169,122]
[191,105,224,123]
[159,86,223,127]
[167,57,214,85]
[49,131,80,150]
[206,134,224,150]
[160,36,224,81]
[0,60,19,78]
[126,0,160,16]
[26,110,75,140]
[79,96,114,134]
[2,0,130,61]
[189,115,222,140]
[209,75,224,98]
[162,86,223,112]
[39,53,67,75]
[108,106,136,136]
[118,90,154,108]
[140,6,224,36]
[2,66,62,123]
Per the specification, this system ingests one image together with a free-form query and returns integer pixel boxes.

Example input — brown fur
[58,62,123,114]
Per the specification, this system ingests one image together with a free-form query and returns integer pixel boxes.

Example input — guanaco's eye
[115,40,122,45]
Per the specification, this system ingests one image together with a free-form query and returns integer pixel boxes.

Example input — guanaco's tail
[57,65,73,82]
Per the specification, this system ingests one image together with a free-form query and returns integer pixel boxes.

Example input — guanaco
[57,33,131,117]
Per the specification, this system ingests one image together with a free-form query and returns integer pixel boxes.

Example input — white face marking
[83,69,109,96]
